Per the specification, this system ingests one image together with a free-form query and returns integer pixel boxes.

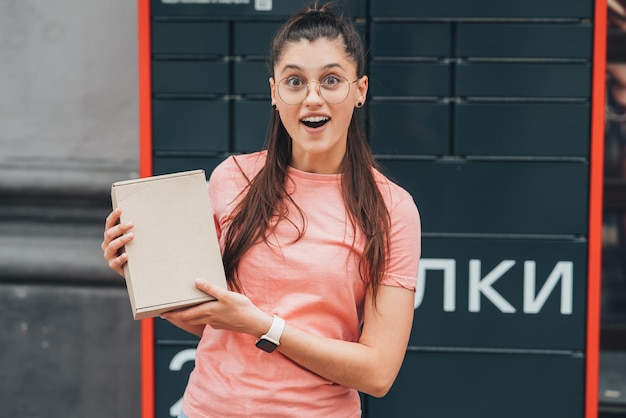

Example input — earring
[356,102,363,108]
[272,104,277,110]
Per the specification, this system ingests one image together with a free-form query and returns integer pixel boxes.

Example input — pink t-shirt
[182,151,421,418]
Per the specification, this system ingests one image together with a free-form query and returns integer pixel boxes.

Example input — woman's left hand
[160,280,272,338]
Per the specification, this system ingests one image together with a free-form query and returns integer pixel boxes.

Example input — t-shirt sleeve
[381,193,421,291]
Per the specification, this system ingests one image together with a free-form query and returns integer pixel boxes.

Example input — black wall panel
[152,22,229,55]
[379,160,588,235]
[456,63,591,98]
[370,62,451,97]
[151,0,366,18]
[456,23,593,59]
[370,0,592,18]
[369,102,450,155]
[234,61,271,95]
[155,345,197,418]
[370,23,452,57]
[366,351,585,418]
[153,156,227,178]
[233,101,271,152]
[233,22,282,56]
[454,102,590,157]
[153,100,229,153]
[152,61,229,94]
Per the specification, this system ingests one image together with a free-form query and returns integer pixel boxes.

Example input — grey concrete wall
[0,0,139,166]
[0,1,141,417]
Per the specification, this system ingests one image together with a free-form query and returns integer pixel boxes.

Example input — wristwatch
[255,315,285,353]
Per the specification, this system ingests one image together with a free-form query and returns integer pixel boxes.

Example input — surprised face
[270,37,368,174]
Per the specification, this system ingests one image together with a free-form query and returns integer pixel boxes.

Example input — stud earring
[356,102,363,108]
[272,104,277,110]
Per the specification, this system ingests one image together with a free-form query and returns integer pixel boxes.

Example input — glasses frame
[276,75,359,106]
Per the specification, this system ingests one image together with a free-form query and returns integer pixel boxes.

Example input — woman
[102,3,421,417]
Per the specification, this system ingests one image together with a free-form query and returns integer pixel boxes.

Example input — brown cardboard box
[111,170,227,320]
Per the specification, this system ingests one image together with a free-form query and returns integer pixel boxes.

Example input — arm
[278,284,414,397]
[162,280,415,397]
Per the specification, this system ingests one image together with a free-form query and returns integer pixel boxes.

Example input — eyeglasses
[277,75,358,105]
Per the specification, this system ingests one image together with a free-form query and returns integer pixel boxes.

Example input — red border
[139,0,153,180]
[140,319,155,418]
[586,0,607,417]
[136,0,607,416]
[138,0,155,417]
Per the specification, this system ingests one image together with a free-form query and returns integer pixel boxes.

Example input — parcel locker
[138,0,607,417]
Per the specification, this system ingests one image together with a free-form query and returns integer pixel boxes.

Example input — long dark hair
[222,2,391,303]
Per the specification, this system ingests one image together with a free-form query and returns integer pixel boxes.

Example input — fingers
[102,217,134,248]
[102,232,133,258]
[194,279,225,300]
[101,208,134,277]
[104,207,122,230]
[101,209,133,252]
[107,252,129,277]
[161,303,207,323]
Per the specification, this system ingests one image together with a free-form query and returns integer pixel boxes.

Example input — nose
[303,80,324,104]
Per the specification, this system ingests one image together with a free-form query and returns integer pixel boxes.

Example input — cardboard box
[111,170,227,320]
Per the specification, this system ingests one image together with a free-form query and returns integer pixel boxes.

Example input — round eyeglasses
[277,75,359,106]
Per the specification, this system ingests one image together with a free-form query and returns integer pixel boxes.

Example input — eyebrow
[279,62,346,75]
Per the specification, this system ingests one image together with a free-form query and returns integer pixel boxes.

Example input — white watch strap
[261,315,286,346]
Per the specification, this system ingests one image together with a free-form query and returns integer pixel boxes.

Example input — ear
[355,75,368,107]
[269,77,277,107]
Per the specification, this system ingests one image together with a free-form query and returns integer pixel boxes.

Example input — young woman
[102,3,421,417]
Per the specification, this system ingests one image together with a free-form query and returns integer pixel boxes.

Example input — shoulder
[209,151,267,185]
[372,167,417,214]
[208,151,267,214]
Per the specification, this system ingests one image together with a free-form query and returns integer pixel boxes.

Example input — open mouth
[301,116,330,129]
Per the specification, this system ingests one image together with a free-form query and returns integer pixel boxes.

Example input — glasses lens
[278,78,307,105]
[320,77,350,104]
[278,77,351,105]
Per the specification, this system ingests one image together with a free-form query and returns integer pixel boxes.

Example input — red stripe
[138,0,153,179]
[141,319,155,418]
[586,0,607,416]
[138,0,154,417]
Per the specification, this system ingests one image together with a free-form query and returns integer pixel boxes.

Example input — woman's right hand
[101,207,134,277]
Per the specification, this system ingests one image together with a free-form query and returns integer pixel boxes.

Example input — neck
[290,151,344,174]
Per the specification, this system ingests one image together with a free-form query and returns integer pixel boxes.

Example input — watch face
[255,338,278,353]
